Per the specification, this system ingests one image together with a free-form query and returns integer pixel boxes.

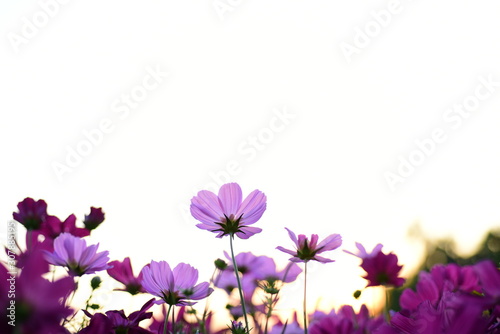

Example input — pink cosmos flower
[107,257,146,295]
[40,214,90,240]
[140,261,213,306]
[43,233,111,276]
[190,183,267,239]
[345,242,405,287]
[13,197,48,230]
[276,228,342,263]
[83,207,105,231]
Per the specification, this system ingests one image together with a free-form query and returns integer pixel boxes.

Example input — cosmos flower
[140,261,213,306]
[276,227,342,263]
[83,207,105,231]
[80,298,155,334]
[40,214,90,240]
[345,243,405,288]
[13,197,48,230]
[43,233,111,276]
[107,257,146,295]
[190,183,267,239]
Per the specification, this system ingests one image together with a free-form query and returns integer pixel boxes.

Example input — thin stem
[229,234,250,333]
[165,304,173,334]
[303,261,308,334]
[172,305,176,333]
[384,287,391,322]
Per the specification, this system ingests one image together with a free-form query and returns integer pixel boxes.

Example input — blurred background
[1,0,500,326]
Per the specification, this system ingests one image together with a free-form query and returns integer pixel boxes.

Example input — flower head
[40,214,90,240]
[13,197,48,230]
[83,207,105,231]
[276,228,342,263]
[360,251,405,287]
[140,261,213,306]
[107,257,146,295]
[345,243,405,287]
[43,233,111,276]
[190,183,266,239]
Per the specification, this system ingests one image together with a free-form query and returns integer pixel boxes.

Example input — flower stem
[165,304,173,334]
[229,234,250,333]
[384,287,391,322]
[303,261,308,334]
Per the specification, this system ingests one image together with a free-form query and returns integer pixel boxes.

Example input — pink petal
[218,183,242,215]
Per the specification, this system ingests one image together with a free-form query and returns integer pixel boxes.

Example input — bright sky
[1,0,500,325]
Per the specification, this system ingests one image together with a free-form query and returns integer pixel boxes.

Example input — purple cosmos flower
[40,214,90,240]
[190,183,267,239]
[345,243,405,288]
[276,227,342,263]
[80,298,155,334]
[107,257,146,295]
[13,197,48,230]
[360,251,405,287]
[83,207,105,231]
[43,233,111,276]
[140,260,213,306]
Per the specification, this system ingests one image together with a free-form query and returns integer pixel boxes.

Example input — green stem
[303,262,308,334]
[384,287,391,322]
[229,234,250,333]
[165,304,173,334]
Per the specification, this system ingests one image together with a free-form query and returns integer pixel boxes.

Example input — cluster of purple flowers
[2,183,499,334]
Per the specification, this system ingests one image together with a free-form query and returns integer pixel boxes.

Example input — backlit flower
[107,257,146,295]
[345,243,405,287]
[190,183,266,239]
[43,233,111,276]
[83,207,105,231]
[276,228,342,263]
[141,261,213,306]
[13,197,48,230]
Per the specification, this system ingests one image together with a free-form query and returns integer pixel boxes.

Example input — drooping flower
[276,227,342,263]
[140,261,213,306]
[43,233,111,276]
[83,207,105,231]
[13,197,48,230]
[190,183,267,239]
[345,243,405,288]
[107,257,146,295]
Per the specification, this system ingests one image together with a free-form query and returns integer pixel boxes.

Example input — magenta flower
[107,257,146,295]
[345,243,405,287]
[80,298,155,334]
[276,227,342,263]
[140,261,213,306]
[13,197,48,230]
[40,214,90,240]
[43,233,111,276]
[83,207,105,231]
[190,183,267,239]
[360,251,405,287]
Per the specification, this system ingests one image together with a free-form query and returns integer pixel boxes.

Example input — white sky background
[1,0,500,322]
